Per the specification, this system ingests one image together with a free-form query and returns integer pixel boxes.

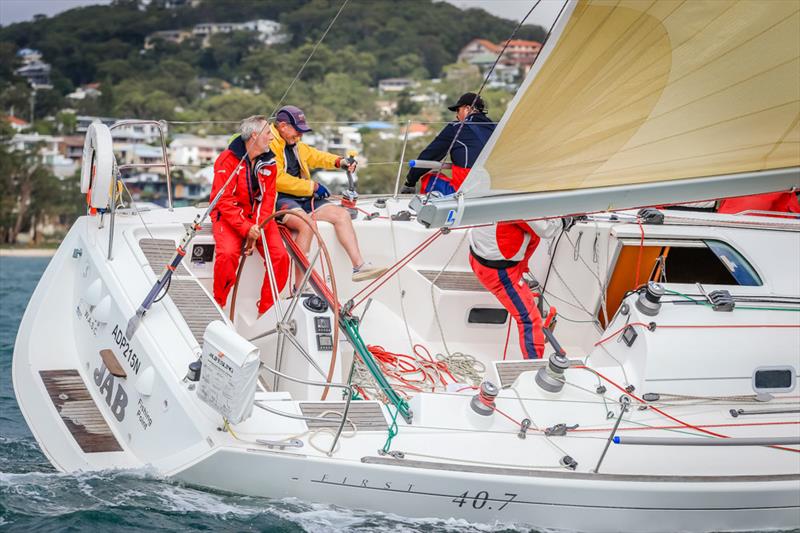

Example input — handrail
[104,119,172,261]
[109,119,172,209]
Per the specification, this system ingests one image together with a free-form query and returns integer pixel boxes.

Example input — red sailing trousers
[213,218,289,314]
[469,254,545,359]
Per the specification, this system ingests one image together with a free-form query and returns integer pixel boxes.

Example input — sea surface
[0,256,523,532]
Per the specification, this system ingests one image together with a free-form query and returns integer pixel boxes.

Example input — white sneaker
[352,262,387,282]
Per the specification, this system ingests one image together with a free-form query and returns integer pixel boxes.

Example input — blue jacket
[404,112,495,186]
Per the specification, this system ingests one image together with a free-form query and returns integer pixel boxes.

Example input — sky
[0,0,564,28]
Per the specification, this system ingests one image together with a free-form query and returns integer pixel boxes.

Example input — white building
[169,135,229,167]
[9,133,77,178]
[378,78,417,93]
[76,116,167,145]
[192,19,286,46]
[302,126,362,156]
[114,143,164,167]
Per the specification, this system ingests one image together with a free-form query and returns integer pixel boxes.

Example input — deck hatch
[418,270,487,292]
[39,369,123,453]
[139,238,191,276]
[299,401,388,430]
[139,238,225,343]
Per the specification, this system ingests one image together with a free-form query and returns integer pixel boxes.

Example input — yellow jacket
[269,123,340,197]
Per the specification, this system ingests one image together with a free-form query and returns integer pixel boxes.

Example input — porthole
[752,366,796,394]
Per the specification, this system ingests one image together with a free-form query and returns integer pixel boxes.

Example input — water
[0,256,522,532]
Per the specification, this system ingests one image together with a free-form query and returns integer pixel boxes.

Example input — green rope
[382,404,400,454]
[341,315,413,422]
[664,288,800,312]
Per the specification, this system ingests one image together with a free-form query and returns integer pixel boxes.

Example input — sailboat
[13,1,800,531]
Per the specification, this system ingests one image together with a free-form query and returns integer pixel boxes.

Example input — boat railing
[105,120,173,260]
[109,119,173,207]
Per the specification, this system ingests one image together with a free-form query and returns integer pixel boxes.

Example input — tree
[56,110,77,134]
[396,89,420,117]
[0,142,58,244]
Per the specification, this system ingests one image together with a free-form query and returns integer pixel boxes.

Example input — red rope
[569,420,800,433]
[364,344,459,394]
[595,322,800,347]
[576,365,799,453]
[476,388,524,427]
[501,319,512,361]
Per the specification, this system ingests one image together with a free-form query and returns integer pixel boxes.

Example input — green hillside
[0,0,545,122]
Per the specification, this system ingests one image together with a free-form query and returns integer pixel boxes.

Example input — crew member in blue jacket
[401,92,496,195]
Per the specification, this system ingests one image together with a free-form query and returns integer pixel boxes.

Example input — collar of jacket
[227,134,259,200]
[270,123,309,179]
[228,134,248,160]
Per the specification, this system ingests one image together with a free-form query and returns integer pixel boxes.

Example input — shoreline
[0,248,57,257]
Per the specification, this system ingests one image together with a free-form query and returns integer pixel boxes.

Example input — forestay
[417,0,800,227]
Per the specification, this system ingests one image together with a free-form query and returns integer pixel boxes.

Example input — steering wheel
[229,210,341,400]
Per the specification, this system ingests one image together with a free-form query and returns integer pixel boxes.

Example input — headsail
[417,0,800,227]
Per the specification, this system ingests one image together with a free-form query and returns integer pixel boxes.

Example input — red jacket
[469,220,560,268]
[210,136,277,237]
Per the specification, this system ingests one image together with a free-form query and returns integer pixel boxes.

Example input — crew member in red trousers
[210,115,289,315]
[469,219,561,359]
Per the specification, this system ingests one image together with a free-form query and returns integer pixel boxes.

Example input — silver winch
[535,352,570,393]
[635,281,665,316]
[470,381,499,416]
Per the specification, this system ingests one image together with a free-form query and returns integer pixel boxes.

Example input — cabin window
[468,307,508,325]
[752,366,795,394]
[598,239,761,327]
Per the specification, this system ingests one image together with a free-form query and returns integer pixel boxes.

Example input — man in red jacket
[469,219,561,359]
[210,115,289,315]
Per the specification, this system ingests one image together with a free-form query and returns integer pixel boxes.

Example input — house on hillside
[15,48,52,89]
[192,19,286,47]
[144,30,193,49]
[169,135,228,166]
[457,38,541,79]
[303,126,363,156]
[59,135,85,163]
[16,48,42,63]
[501,39,542,72]
[5,115,30,132]
[15,61,52,89]
[457,39,500,64]
[378,78,417,93]
[10,133,77,177]
[66,83,102,101]
[76,116,167,145]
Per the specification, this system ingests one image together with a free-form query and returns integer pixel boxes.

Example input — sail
[417,0,800,227]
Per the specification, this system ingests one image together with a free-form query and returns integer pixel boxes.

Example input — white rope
[430,231,469,357]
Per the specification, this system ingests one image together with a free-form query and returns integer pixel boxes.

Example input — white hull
[14,201,800,532]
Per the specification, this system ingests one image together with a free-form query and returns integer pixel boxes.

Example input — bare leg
[314,204,364,267]
[281,209,317,290]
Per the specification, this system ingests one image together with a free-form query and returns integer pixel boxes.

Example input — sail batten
[460,0,800,199]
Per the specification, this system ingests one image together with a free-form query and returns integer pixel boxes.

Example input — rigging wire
[270,0,349,118]
[424,0,568,198]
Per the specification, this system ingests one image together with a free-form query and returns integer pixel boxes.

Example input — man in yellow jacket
[271,105,386,283]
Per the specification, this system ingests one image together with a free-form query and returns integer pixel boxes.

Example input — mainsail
[417,0,800,227]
